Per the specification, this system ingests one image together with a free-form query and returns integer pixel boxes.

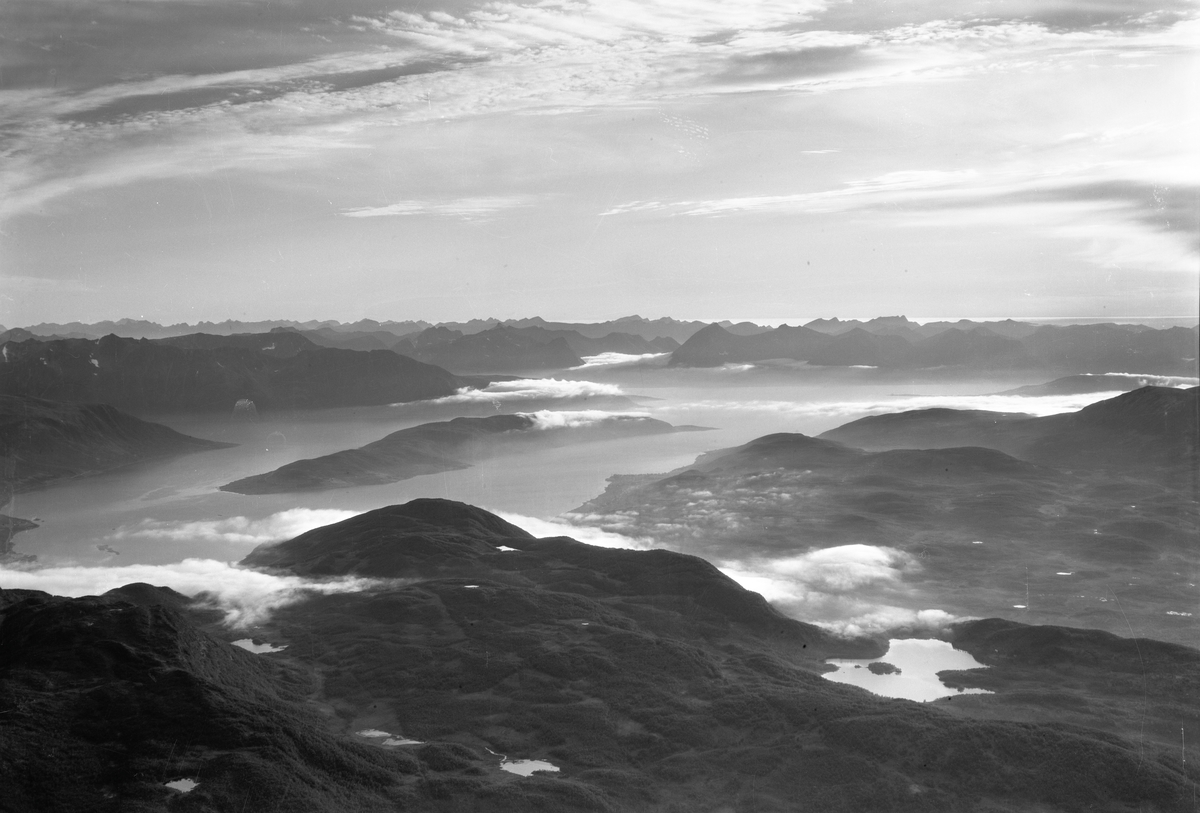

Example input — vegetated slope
[221,413,703,494]
[242,501,1198,810]
[0,333,464,413]
[4,500,1197,810]
[570,389,1199,646]
[0,394,232,495]
[0,586,433,812]
[819,386,1199,471]
[669,321,1199,373]
[940,618,1200,762]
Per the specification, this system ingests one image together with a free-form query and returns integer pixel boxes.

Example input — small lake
[499,759,560,777]
[823,638,993,702]
[231,639,287,654]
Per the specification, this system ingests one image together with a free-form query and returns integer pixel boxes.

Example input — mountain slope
[3,502,1196,811]
[820,386,1199,471]
[569,389,1199,645]
[221,413,703,494]
[0,394,233,495]
[0,334,464,413]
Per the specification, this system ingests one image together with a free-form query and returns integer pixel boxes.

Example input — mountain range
[0,333,465,414]
[668,322,1199,374]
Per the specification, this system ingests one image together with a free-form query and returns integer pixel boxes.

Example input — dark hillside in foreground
[0,394,232,496]
[0,587,424,812]
[0,333,464,414]
[3,500,1196,811]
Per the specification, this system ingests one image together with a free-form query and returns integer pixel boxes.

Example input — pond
[823,638,993,702]
[231,639,287,654]
[499,759,560,777]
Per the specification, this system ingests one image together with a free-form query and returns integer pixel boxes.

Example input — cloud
[665,390,1136,421]
[1094,373,1198,385]
[342,196,535,219]
[105,508,363,547]
[719,545,914,600]
[718,545,959,636]
[571,352,669,369]
[5,0,1193,226]
[0,558,387,627]
[424,378,628,405]
[815,608,960,638]
[521,409,651,430]
[494,511,656,549]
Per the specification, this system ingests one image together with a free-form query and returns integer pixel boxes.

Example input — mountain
[221,412,704,494]
[393,326,585,372]
[996,373,1195,396]
[820,385,1199,471]
[0,395,233,496]
[1021,324,1199,372]
[669,322,1198,373]
[569,389,1199,645]
[0,585,427,811]
[502,315,765,342]
[393,325,674,372]
[5,500,1194,811]
[668,323,835,367]
[804,327,911,366]
[0,333,465,414]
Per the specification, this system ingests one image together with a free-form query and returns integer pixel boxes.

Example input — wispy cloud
[4,0,1193,226]
[342,196,534,219]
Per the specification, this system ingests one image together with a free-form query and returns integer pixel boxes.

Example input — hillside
[221,412,703,494]
[0,394,232,495]
[570,389,1199,645]
[3,500,1195,811]
[820,386,1199,471]
[0,333,464,414]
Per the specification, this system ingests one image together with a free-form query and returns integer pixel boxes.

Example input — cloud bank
[718,545,959,636]
[0,559,386,627]
[667,390,1141,422]
[495,512,655,549]
[426,378,628,405]
[571,352,670,369]
[105,509,363,547]
[521,409,651,430]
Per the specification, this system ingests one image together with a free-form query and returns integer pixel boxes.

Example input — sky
[1,0,1197,325]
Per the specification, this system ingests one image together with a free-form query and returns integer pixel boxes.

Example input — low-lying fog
[4,365,1188,642]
